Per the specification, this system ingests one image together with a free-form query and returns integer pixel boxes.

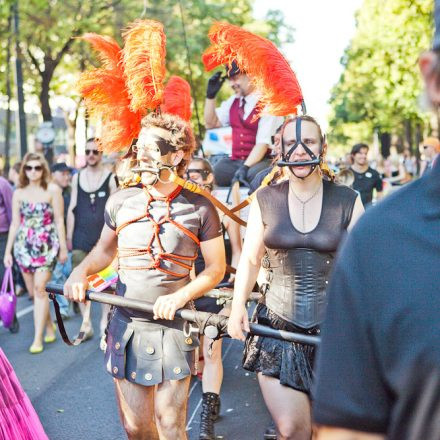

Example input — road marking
[186,340,235,431]
[0,304,34,329]
[17,305,34,318]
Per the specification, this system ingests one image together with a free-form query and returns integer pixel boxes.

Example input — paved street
[1,294,270,440]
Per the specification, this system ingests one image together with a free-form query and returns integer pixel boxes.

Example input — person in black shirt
[350,143,383,206]
[314,5,440,437]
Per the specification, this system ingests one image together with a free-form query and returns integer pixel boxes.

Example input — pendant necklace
[289,181,322,232]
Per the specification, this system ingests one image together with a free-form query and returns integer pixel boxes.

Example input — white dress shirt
[215,93,283,146]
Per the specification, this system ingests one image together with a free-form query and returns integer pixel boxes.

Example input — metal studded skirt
[243,304,318,395]
[104,309,199,386]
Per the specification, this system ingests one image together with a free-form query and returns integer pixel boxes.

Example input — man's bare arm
[243,143,269,168]
[64,224,118,302]
[204,98,222,129]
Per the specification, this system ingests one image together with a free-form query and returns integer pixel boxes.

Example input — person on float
[185,157,242,440]
[63,22,225,439]
[204,60,283,187]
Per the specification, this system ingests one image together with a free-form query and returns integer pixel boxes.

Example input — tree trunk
[4,10,13,173]
[404,119,413,154]
[379,132,391,158]
[39,70,53,121]
[415,122,422,176]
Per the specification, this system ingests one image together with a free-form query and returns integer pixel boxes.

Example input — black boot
[199,392,220,440]
[8,314,19,334]
[263,420,277,440]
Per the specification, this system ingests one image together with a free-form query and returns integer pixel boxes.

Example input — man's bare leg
[155,376,191,440]
[114,378,159,440]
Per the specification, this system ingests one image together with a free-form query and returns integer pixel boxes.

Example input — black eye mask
[277,118,322,177]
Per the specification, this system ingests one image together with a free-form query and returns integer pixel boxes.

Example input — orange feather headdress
[161,76,192,122]
[77,20,168,153]
[202,22,304,117]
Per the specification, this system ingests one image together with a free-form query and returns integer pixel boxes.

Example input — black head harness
[277,117,323,178]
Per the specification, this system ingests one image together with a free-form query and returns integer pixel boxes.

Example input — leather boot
[199,392,220,440]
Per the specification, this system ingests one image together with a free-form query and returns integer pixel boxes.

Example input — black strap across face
[277,118,322,177]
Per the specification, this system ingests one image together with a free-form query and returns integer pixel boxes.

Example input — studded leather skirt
[243,303,319,395]
[104,308,199,386]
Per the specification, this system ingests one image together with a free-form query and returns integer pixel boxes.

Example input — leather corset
[263,248,333,328]
[257,179,357,328]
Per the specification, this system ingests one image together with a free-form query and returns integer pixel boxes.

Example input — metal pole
[13,0,28,158]
[46,283,321,346]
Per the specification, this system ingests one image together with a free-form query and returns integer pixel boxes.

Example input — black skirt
[243,303,318,395]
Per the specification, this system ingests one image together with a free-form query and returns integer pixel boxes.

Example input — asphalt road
[1,294,271,440]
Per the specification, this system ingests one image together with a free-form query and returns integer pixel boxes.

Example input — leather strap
[169,167,280,227]
[50,293,92,346]
[169,173,247,226]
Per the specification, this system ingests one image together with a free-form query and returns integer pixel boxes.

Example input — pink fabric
[229,97,260,160]
[0,348,48,440]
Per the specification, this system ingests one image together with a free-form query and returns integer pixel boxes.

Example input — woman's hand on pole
[227,303,250,341]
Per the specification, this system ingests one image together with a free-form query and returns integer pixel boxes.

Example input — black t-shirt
[313,162,440,439]
[351,166,383,205]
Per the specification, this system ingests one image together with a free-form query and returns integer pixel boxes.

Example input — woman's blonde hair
[18,152,50,190]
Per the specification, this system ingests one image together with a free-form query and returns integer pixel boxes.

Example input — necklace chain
[289,182,322,231]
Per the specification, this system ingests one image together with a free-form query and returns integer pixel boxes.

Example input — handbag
[0,267,17,328]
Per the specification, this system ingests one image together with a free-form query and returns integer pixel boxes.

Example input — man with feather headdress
[64,21,225,439]
[204,59,283,188]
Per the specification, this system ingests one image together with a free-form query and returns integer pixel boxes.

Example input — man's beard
[87,160,99,168]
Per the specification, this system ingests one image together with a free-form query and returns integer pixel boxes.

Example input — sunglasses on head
[85,149,100,156]
[24,165,43,172]
[186,168,210,179]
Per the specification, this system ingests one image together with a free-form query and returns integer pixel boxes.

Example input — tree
[328,0,433,156]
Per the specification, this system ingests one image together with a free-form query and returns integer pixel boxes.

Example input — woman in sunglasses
[4,153,67,353]
[186,157,242,440]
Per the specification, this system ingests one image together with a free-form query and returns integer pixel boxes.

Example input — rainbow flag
[87,266,118,292]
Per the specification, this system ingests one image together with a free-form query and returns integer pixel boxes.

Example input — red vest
[229,98,260,160]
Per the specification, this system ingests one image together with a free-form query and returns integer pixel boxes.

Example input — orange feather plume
[122,19,167,114]
[161,76,192,122]
[202,22,303,116]
[77,34,142,152]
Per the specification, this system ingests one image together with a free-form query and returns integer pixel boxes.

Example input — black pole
[13,0,27,158]
[46,283,320,346]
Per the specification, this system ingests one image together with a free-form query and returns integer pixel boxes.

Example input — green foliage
[328,0,433,151]
[0,0,292,131]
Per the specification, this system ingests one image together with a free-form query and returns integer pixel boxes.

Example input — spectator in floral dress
[4,153,68,354]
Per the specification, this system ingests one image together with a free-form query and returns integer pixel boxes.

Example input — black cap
[225,60,241,78]
[51,162,72,173]
[434,0,440,50]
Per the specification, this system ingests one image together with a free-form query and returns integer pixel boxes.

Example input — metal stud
[115,342,121,350]
[173,367,182,375]
[146,346,155,355]
[145,373,152,381]
[184,337,193,345]
[113,366,118,374]
[131,372,136,380]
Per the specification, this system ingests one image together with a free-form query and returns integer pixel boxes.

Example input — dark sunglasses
[186,168,211,179]
[24,165,43,172]
[85,149,100,156]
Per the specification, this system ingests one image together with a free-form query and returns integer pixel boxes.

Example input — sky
[253,0,364,130]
